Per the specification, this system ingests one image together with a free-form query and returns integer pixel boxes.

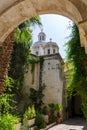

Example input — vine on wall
[29,56,44,84]
[66,24,87,119]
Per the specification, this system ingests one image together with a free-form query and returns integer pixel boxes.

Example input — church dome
[44,38,59,55]
[32,31,59,56]
[45,38,59,48]
[38,31,46,36]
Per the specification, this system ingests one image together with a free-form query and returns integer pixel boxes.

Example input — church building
[23,30,67,118]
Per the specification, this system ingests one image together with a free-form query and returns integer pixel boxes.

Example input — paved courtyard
[48,118,87,130]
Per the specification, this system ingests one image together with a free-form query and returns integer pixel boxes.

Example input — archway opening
[0,1,87,127]
[4,13,83,121]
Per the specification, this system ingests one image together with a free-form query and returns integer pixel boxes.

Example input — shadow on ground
[63,118,87,130]
[48,117,87,130]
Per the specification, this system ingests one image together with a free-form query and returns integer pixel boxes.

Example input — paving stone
[48,118,87,130]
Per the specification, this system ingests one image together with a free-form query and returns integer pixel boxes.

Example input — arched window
[40,36,41,41]
[48,49,50,54]
[42,36,44,40]
[36,51,38,55]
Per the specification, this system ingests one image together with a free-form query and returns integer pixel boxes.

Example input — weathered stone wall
[42,54,64,105]
[22,55,40,94]
[21,54,68,119]
[23,54,66,107]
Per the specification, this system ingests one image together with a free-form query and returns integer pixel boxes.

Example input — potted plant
[55,104,63,124]
[23,105,36,127]
[15,122,21,130]
[15,116,23,130]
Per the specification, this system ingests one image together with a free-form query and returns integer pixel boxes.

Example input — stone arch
[0,0,83,42]
[0,0,87,93]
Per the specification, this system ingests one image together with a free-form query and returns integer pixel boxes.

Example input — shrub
[42,106,49,115]
[0,113,18,130]
[55,104,63,115]
[35,113,46,129]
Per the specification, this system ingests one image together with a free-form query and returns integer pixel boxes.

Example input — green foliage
[14,27,32,45]
[5,76,15,92]
[18,16,42,29]
[0,77,16,114]
[29,84,46,111]
[48,103,55,113]
[28,56,44,84]
[48,104,56,123]
[66,24,87,118]
[0,94,13,114]
[35,113,46,129]
[48,103,62,113]
[8,16,42,114]
[23,105,36,120]
[0,113,18,130]
[39,56,44,70]
[55,104,63,112]
[48,103,63,121]
[55,104,63,117]
[28,57,39,84]
[14,16,42,45]
[28,16,42,27]
[42,106,49,115]
[8,41,31,96]
[9,27,32,102]
[0,16,42,130]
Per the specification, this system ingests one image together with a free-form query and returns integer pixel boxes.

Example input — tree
[14,16,42,44]
[66,24,87,119]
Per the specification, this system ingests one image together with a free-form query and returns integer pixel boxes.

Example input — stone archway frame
[0,0,87,50]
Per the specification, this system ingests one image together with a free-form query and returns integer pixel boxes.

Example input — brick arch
[0,0,87,93]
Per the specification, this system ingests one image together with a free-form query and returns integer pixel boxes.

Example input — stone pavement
[48,118,87,130]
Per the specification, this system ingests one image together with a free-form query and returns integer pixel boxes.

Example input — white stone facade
[23,54,65,105]
[22,28,68,118]
[42,54,64,105]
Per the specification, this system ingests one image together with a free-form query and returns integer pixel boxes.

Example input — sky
[31,14,73,59]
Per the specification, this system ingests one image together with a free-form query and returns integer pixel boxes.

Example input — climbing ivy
[29,57,38,84]
[28,56,44,84]
[66,24,87,119]
[8,16,42,114]
[39,56,44,70]
[29,84,46,112]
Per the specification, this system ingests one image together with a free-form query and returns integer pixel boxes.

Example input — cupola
[38,29,46,41]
